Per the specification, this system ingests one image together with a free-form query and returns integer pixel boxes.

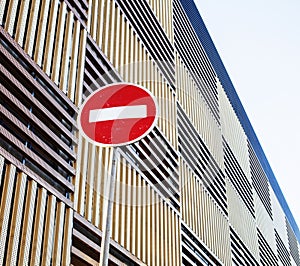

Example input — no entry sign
[77,83,158,146]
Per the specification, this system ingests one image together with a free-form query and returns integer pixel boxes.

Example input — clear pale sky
[194,0,300,229]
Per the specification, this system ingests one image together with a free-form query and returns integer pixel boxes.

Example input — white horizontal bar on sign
[89,105,147,122]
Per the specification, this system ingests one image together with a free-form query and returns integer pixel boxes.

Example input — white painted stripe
[89,105,147,122]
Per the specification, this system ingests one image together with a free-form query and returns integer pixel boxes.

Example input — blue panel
[179,0,300,242]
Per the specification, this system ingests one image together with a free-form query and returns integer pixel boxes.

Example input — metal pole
[99,148,118,266]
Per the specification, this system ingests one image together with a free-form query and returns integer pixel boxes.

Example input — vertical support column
[99,148,119,266]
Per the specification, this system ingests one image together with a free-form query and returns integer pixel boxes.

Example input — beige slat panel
[109,0,116,63]
[147,0,173,42]
[176,54,223,168]
[52,201,66,265]
[114,6,121,69]
[4,0,18,35]
[34,0,51,65]
[218,80,250,178]
[0,164,16,266]
[96,0,105,47]
[74,29,87,106]
[181,159,232,265]
[124,20,130,82]
[86,0,93,32]
[60,11,74,94]
[0,0,8,25]
[271,188,289,248]
[43,0,59,75]
[41,195,57,266]
[24,0,41,57]
[102,0,110,56]
[5,172,27,266]
[254,191,276,251]
[15,0,30,46]
[61,208,73,266]
[30,187,47,266]
[67,20,81,102]
[18,180,37,265]
[226,178,260,261]
[51,1,67,84]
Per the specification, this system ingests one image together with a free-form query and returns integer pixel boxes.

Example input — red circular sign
[77,83,158,146]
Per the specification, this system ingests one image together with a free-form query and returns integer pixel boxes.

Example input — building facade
[0,0,299,265]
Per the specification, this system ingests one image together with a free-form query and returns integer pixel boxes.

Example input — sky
[194,0,300,230]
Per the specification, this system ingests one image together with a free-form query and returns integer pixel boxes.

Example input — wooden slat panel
[24,0,41,56]
[51,1,67,84]
[15,0,30,46]
[109,0,116,63]
[0,164,16,266]
[18,180,37,265]
[52,202,66,265]
[96,0,105,47]
[86,0,92,32]
[114,6,121,68]
[72,246,98,266]
[0,0,8,25]
[43,0,59,75]
[41,195,57,266]
[68,20,81,102]
[4,0,18,35]
[74,28,87,106]
[30,187,47,266]
[6,172,27,266]
[60,10,74,94]
[62,208,73,266]
[34,0,51,65]
[102,0,110,56]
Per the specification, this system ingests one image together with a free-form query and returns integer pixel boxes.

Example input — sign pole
[99,147,119,266]
[77,83,158,265]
